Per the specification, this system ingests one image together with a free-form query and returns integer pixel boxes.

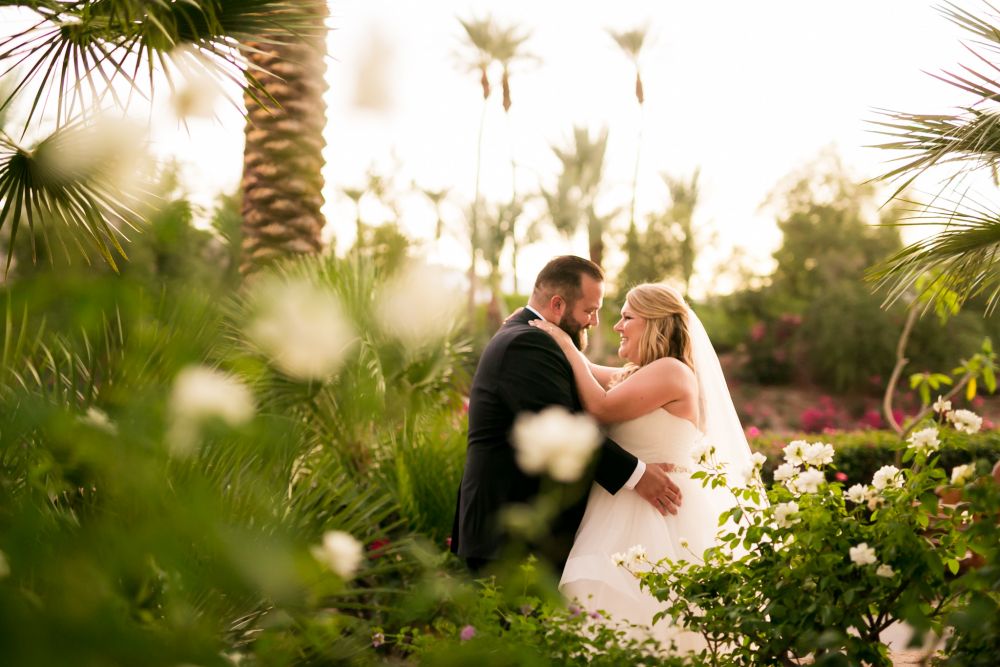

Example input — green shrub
[378,557,688,666]
[635,421,1000,665]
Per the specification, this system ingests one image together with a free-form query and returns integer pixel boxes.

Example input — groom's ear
[550,294,566,317]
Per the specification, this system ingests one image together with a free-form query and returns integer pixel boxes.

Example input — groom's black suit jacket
[450,308,639,565]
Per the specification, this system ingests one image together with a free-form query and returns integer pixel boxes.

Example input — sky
[0,1,982,295]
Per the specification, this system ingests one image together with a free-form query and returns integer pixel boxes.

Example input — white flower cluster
[847,543,896,578]
[948,409,983,435]
[773,501,800,528]
[168,366,255,456]
[311,530,363,579]
[512,407,601,482]
[906,427,940,456]
[247,276,357,382]
[611,544,647,568]
[774,440,835,496]
[950,464,975,486]
[376,261,464,348]
[932,396,951,415]
[872,465,903,491]
[843,465,905,510]
[845,482,882,510]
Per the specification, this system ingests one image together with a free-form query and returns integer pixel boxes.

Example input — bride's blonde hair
[612,283,693,385]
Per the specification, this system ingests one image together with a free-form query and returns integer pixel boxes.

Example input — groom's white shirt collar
[524,305,546,321]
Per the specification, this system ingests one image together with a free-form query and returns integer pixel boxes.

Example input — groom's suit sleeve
[496,328,637,495]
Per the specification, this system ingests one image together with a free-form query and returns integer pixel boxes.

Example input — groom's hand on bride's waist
[635,463,682,516]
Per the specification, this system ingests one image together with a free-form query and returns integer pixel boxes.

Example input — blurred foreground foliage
[0,217,479,664]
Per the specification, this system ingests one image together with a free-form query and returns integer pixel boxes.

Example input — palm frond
[0,0,325,127]
[0,120,155,271]
[868,3,1000,197]
[608,25,650,61]
[867,196,1000,313]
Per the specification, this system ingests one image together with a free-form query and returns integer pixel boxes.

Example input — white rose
[907,427,940,455]
[311,530,364,579]
[932,396,952,414]
[690,440,714,465]
[512,407,600,482]
[773,501,800,529]
[170,366,254,426]
[846,484,868,504]
[792,468,825,495]
[876,564,896,578]
[626,544,647,566]
[248,277,357,382]
[802,442,835,468]
[82,407,117,434]
[751,452,768,469]
[949,409,983,435]
[376,262,464,348]
[783,440,808,466]
[611,552,627,567]
[168,366,255,456]
[950,464,975,486]
[773,462,799,482]
[849,542,878,567]
[872,465,903,491]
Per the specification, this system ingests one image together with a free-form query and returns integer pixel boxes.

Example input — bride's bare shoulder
[642,357,697,386]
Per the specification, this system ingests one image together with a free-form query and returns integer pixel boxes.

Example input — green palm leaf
[0,0,325,126]
[867,197,1000,313]
[867,4,1000,196]
[0,120,152,271]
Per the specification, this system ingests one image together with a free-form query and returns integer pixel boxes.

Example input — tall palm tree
[456,16,498,317]
[456,16,533,308]
[609,25,651,234]
[542,125,613,266]
[240,1,328,274]
[492,21,533,295]
[661,168,701,295]
[869,2,1000,313]
[0,1,320,273]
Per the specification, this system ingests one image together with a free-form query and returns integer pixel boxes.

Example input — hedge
[749,429,1000,486]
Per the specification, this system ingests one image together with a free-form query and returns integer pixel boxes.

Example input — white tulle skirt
[558,409,742,654]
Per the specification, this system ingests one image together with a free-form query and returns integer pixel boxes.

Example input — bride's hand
[528,319,574,350]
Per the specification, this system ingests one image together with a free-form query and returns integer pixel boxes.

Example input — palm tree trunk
[240,2,329,275]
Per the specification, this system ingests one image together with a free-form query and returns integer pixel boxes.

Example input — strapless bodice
[607,409,703,467]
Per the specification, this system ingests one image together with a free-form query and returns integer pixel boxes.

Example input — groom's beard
[557,318,588,352]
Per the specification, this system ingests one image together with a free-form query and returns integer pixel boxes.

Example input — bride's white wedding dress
[560,408,735,653]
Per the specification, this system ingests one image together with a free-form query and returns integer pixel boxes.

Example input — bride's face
[613,302,646,364]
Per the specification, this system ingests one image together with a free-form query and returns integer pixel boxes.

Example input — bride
[529,282,756,651]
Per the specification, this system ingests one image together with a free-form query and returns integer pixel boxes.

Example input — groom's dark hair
[533,255,604,305]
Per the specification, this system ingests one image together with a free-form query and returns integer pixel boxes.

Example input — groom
[450,255,682,571]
